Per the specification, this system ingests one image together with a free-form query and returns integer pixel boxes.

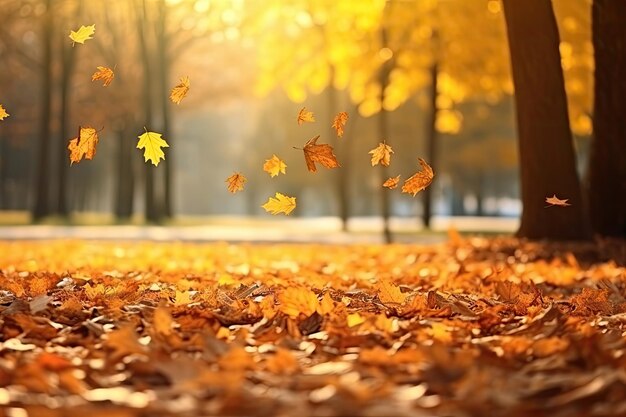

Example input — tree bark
[33,0,53,221]
[327,80,350,231]
[502,0,589,240]
[588,0,626,237]
[114,128,135,219]
[422,61,438,229]
[378,26,392,244]
[158,0,173,219]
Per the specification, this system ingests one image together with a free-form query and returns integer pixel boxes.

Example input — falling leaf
[278,286,319,318]
[137,129,169,166]
[91,66,114,87]
[402,158,434,196]
[263,155,287,177]
[68,126,99,165]
[377,278,407,304]
[332,112,349,137]
[383,175,401,189]
[0,104,9,120]
[369,142,393,167]
[262,192,296,215]
[545,194,571,207]
[226,172,247,193]
[170,76,190,104]
[297,107,315,125]
[300,135,340,172]
[69,24,95,46]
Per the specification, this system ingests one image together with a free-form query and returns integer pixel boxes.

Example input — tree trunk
[115,128,135,219]
[158,0,173,219]
[378,27,392,244]
[327,80,350,231]
[33,0,53,221]
[501,0,589,240]
[422,61,438,229]
[588,0,626,237]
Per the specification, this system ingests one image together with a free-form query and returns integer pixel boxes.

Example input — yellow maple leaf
[299,135,340,172]
[137,129,169,166]
[402,158,434,196]
[369,142,393,166]
[377,278,407,304]
[0,104,9,120]
[69,24,95,46]
[278,286,319,318]
[225,172,246,193]
[383,175,401,189]
[262,192,296,215]
[170,76,190,104]
[91,66,114,87]
[297,107,315,125]
[331,111,349,137]
[545,194,571,207]
[68,126,99,165]
[263,155,287,177]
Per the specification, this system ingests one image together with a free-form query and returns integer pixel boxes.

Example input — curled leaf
[301,135,340,172]
[383,175,401,189]
[332,112,349,137]
[170,76,190,104]
[297,107,315,125]
[402,158,434,197]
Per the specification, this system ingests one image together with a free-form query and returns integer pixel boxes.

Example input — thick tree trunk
[422,61,438,229]
[158,0,173,219]
[33,0,53,221]
[588,0,626,237]
[502,0,589,240]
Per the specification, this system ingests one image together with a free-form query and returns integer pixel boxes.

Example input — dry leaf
[383,175,401,189]
[297,107,315,125]
[317,292,335,315]
[332,112,349,137]
[377,278,407,304]
[0,104,9,120]
[226,172,247,193]
[262,192,296,215]
[265,348,299,374]
[369,142,393,167]
[137,129,169,166]
[153,306,175,337]
[170,76,190,104]
[263,155,287,177]
[300,135,340,172]
[545,195,571,207]
[68,126,99,165]
[91,66,114,87]
[69,24,95,45]
[402,158,434,196]
[278,286,319,318]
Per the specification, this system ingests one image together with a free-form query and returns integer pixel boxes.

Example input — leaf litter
[0,237,624,416]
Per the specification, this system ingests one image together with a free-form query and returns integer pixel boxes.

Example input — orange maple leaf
[68,126,99,165]
[369,142,393,166]
[377,278,407,304]
[331,111,349,137]
[278,286,319,318]
[297,107,315,125]
[402,158,434,196]
[263,154,287,177]
[298,135,340,172]
[225,172,246,193]
[383,175,401,189]
[91,66,114,87]
[545,194,571,207]
[170,76,190,104]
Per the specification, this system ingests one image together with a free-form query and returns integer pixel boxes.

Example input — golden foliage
[69,24,95,45]
[225,172,247,193]
[368,142,393,167]
[262,192,296,215]
[263,155,287,177]
[297,107,315,125]
[0,104,9,120]
[170,76,190,104]
[137,130,169,166]
[68,127,99,165]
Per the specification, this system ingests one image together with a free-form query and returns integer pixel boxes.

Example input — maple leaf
[137,129,169,166]
[369,142,393,167]
[297,107,315,125]
[332,111,349,137]
[278,286,319,318]
[170,76,190,105]
[402,158,434,196]
[299,135,340,172]
[263,155,287,177]
[226,172,247,193]
[0,104,9,120]
[383,175,401,189]
[262,192,296,215]
[69,24,95,46]
[68,126,99,165]
[377,278,407,304]
[545,194,571,207]
[91,66,114,87]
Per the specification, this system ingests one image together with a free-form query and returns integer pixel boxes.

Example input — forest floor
[0,237,625,417]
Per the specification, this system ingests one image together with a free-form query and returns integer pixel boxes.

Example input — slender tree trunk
[33,0,53,221]
[588,0,626,237]
[422,61,438,229]
[327,80,350,231]
[158,0,173,219]
[115,128,134,219]
[502,0,589,240]
[377,26,392,243]
[0,137,6,210]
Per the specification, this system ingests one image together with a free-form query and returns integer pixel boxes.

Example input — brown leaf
[383,175,401,189]
[91,66,114,86]
[331,111,349,137]
[377,278,406,305]
[369,142,393,166]
[68,126,99,165]
[545,194,571,207]
[301,135,340,172]
[402,158,434,196]
[278,286,319,318]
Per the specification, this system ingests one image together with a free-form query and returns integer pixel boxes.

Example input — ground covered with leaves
[0,238,625,417]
